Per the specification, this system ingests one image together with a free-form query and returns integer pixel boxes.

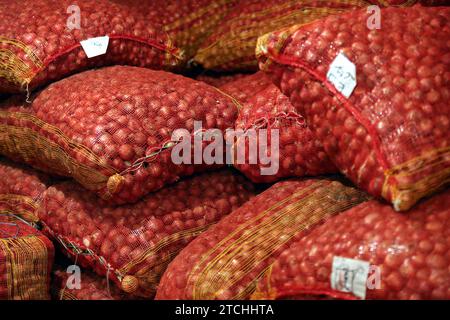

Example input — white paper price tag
[326,52,357,98]
[331,256,370,299]
[80,36,109,58]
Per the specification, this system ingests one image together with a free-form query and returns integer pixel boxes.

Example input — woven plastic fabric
[0,0,182,94]
[38,170,255,298]
[194,0,371,71]
[253,189,450,300]
[0,158,51,224]
[222,72,337,183]
[257,5,450,211]
[155,178,369,300]
[0,215,54,300]
[0,66,240,204]
[52,267,132,300]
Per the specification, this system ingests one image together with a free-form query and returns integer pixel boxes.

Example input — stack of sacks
[156,178,369,299]
[193,0,440,72]
[38,170,255,297]
[0,66,241,204]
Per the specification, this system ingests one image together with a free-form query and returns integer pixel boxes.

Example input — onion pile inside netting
[221,72,336,183]
[0,215,54,300]
[0,66,240,204]
[38,170,255,297]
[253,189,450,300]
[0,158,52,224]
[120,0,238,62]
[194,0,373,71]
[155,178,369,300]
[257,5,450,211]
[0,0,183,93]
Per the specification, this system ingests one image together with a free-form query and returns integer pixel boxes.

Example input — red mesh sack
[194,0,373,71]
[37,170,255,297]
[155,178,369,300]
[257,5,450,211]
[196,73,250,88]
[0,158,51,224]
[52,267,133,300]
[253,190,450,300]
[0,215,54,299]
[222,72,337,183]
[0,0,182,94]
[121,0,238,62]
[0,66,240,204]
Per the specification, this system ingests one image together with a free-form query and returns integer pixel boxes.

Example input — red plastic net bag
[194,0,373,71]
[0,0,182,94]
[222,72,336,183]
[52,266,134,300]
[253,189,450,300]
[121,0,238,62]
[38,170,255,297]
[0,215,54,300]
[257,5,450,211]
[0,66,240,204]
[0,158,51,224]
[155,178,368,300]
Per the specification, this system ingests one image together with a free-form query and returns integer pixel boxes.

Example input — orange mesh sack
[0,0,182,94]
[194,0,372,71]
[52,267,134,300]
[38,170,255,298]
[222,72,337,183]
[0,158,52,224]
[253,189,450,300]
[0,66,240,204]
[121,0,238,63]
[0,215,54,300]
[257,6,450,211]
[155,178,369,300]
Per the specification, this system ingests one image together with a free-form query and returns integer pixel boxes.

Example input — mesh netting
[38,170,255,298]
[220,72,337,183]
[120,0,238,62]
[0,215,54,300]
[0,66,240,204]
[0,0,183,93]
[155,178,369,300]
[257,5,450,211]
[194,0,375,71]
[0,158,52,224]
[253,188,450,300]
